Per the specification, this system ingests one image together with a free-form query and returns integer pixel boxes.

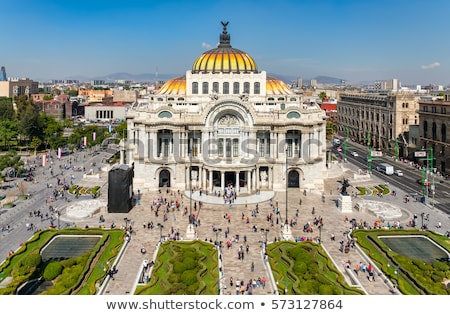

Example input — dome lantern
[192,22,258,74]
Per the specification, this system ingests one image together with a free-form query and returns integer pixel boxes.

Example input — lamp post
[261,228,269,244]
[187,127,193,229]
[285,147,289,225]
[318,224,322,244]
[387,263,399,291]
[157,223,164,242]
[215,228,222,246]
[56,210,61,230]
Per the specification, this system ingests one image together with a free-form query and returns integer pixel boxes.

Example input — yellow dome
[266,76,295,95]
[157,76,186,95]
[192,22,258,74]
[157,75,294,96]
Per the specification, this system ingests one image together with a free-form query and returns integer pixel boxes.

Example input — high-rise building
[0,66,7,81]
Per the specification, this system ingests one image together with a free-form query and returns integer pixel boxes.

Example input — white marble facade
[123,23,327,194]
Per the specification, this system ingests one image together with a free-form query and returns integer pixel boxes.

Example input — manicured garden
[352,229,450,294]
[0,228,125,295]
[69,184,101,196]
[135,240,219,295]
[267,241,364,295]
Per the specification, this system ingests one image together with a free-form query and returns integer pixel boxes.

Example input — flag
[42,154,46,167]
[58,148,61,159]
[83,136,87,147]
[93,132,96,141]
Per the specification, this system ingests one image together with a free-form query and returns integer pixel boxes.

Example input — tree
[0,97,15,120]
[0,151,24,175]
[29,137,42,155]
[40,113,63,149]
[319,91,327,101]
[0,119,18,150]
[19,106,43,144]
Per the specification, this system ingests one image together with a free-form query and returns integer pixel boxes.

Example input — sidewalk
[94,162,449,295]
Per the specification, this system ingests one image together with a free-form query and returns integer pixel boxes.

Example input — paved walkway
[59,162,449,295]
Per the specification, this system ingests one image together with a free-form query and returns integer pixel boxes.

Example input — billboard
[371,151,382,157]
[414,151,427,157]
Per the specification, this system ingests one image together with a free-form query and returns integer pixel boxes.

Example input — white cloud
[202,42,212,49]
[421,62,441,70]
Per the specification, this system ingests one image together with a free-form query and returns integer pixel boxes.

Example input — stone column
[247,170,251,193]
[208,169,213,193]
[221,171,225,192]
[235,171,240,192]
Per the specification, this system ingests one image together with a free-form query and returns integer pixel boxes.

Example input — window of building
[432,122,437,140]
[254,82,260,94]
[223,82,229,94]
[212,82,219,93]
[202,82,209,94]
[243,82,250,94]
[192,82,198,94]
[218,139,223,156]
[233,82,239,94]
[442,124,447,142]
[226,139,232,157]
[233,139,239,157]
[423,121,428,138]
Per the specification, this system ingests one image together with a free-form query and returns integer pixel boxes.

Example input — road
[333,139,450,215]
[0,147,116,263]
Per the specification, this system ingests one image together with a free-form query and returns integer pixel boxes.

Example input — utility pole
[395,138,399,161]
[363,131,372,172]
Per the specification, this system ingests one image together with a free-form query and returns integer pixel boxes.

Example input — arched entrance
[288,170,300,188]
[159,169,171,187]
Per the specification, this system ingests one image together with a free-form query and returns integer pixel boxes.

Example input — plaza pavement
[90,161,449,296]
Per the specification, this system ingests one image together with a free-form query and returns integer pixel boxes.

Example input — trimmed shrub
[43,261,64,280]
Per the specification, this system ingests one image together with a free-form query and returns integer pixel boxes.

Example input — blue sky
[2,0,449,85]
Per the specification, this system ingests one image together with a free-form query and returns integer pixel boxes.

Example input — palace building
[123,22,327,194]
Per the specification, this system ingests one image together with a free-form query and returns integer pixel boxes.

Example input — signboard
[415,151,427,157]
[371,151,383,157]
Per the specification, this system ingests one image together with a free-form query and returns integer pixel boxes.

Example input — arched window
[202,82,209,94]
[192,82,198,94]
[423,121,428,138]
[223,82,229,94]
[212,82,219,93]
[442,123,447,142]
[432,122,437,140]
[254,82,260,94]
[243,82,250,94]
[233,82,239,94]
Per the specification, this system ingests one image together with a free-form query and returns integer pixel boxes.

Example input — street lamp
[318,224,322,244]
[285,147,289,225]
[420,212,429,230]
[187,127,193,229]
[157,223,164,242]
[215,228,222,246]
[387,263,400,291]
[261,228,269,244]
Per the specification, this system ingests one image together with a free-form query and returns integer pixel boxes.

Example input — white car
[351,151,358,157]
[394,170,404,176]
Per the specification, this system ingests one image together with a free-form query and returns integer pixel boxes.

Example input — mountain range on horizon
[38,72,349,86]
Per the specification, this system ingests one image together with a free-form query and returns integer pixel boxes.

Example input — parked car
[394,170,403,176]
[351,151,358,157]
